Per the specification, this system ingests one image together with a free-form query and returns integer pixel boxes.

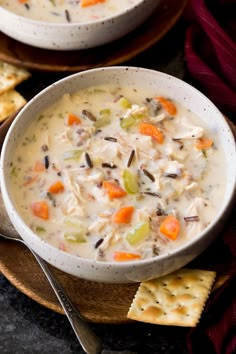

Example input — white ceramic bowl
[1,67,236,283]
[0,0,160,50]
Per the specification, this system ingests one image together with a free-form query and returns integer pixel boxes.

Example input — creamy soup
[9,85,225,262]
[0,0,140,23]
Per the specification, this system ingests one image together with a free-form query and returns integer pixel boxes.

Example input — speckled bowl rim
[0,0,150,27]
[1,66,236,271]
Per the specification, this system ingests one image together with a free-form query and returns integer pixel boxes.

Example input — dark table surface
[0,19,193,354]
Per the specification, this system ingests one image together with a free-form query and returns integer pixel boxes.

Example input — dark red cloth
[187,274,236,354]
[187,206,236,354]
[184,0,236,118]
[184,1,236,353]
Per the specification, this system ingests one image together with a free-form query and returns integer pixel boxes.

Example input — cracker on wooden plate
[127,268,216,327]
[0,61,31,95]
[0,89,26,123]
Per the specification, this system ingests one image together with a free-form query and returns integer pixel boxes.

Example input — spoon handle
[30,248,102,354]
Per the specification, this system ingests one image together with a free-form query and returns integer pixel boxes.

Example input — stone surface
[0,275,189,354]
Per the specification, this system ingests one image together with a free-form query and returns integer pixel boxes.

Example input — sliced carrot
[139,122,164,144]
[195,138,213,150]
[80,0,106,7]
[67,113,81,126]
[34,160,45,172]
[159,215,180,240]
[113,206,134,224]
[31,201,49,220]
[103,181,127,199]
[48,181,65,194]
[18,0,28,3]
[113,251,141,262]
[156,96,177,116]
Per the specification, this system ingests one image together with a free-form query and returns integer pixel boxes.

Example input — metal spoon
[0,231,102,354]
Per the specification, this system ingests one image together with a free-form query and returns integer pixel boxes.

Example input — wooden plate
[0,113,235,324]
[0,0,187,72]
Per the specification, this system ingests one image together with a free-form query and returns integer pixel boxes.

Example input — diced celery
[131,112,146,120]
[122,169,139,194]
[119,97,132,109]
[35,226,46,233]
[10,166,18,177]
[126,221,150,245]
[120,106,147,130]
[64,232,86,243]
[63,218,86,242]
[95,116,111,128]
[120,116,135,129]
[63,149,83,161]
[100,108,111,116]
[95,109,111,128]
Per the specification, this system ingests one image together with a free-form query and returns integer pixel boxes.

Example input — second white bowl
[0,0,160,50]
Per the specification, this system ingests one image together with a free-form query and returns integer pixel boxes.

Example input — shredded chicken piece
[95,231,122,261]
[173,116,204,140]
[123,104,148,119]
[166,143,187,161]
[89,137,121,165]
[135,208,155,223]
[118,132,159,160]
[148,113,166,123]
[88,218,109,233]
[76,170,104,184]
[164,160,184,176]
[63,170,87,203]
[135,240,160,258]
[61,192,85,217]
[56,127,72,144]
[184,197,207,239]
[185,181,199,191]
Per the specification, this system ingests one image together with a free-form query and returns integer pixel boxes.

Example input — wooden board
[0,113,235,324]
[0,0,187,72]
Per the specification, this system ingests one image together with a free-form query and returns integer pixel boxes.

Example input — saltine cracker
[0,89,26,123]
[0,61,30,95]
[127,268,216,327]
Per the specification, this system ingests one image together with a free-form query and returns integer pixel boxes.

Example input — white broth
[9,84,226,262]
[0,0,140,23]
